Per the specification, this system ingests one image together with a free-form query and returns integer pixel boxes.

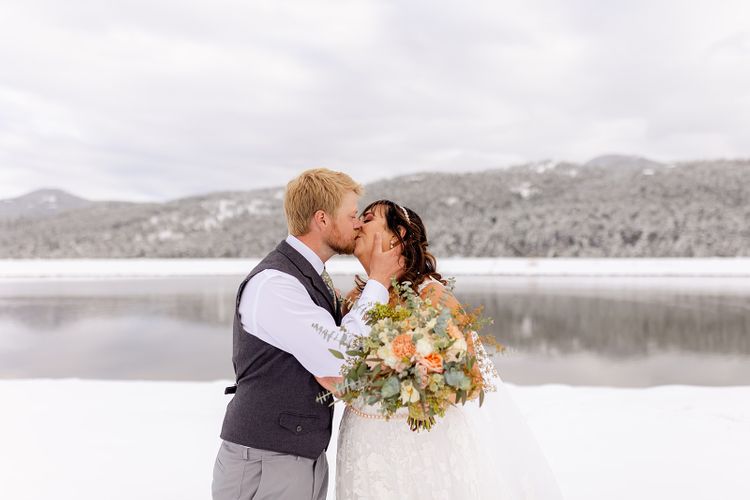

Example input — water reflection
[1,276,748,386]
[459,290,750,356]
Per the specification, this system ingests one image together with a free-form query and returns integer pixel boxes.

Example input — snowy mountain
[1,157,749,258]
[0,188,94,220]
[584,154,666,170]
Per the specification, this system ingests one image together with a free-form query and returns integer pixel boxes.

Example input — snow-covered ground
[2,257,750,278]
[0,380,748,500]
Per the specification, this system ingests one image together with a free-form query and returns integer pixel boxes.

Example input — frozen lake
[1,274,748,386]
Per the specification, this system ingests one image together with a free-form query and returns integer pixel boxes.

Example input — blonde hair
[284,168,363,236]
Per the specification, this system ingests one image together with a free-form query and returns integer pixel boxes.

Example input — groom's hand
[368,232,404,289]
[316,376,344,395]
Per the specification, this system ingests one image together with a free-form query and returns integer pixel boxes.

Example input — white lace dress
[335,281,564,500]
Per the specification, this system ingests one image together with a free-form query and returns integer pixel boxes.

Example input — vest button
[296,425,303,432]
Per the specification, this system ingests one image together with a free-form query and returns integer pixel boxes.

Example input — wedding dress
[335,280,564,500]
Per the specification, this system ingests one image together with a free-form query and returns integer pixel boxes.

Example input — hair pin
[398,204,410,224]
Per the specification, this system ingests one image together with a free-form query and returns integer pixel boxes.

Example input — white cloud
[1,0,749,201]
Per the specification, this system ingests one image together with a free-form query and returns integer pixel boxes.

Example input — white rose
[400,380,420,404]
[445,337,468,362]
[377,345,399,369]
[452,337,467,353]
[415,337,434,356]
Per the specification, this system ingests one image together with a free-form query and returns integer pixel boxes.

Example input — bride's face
[354,204,396,265]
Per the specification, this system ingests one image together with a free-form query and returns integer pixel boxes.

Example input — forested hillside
[2,157,748,257]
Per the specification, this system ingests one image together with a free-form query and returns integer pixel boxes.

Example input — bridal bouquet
[320,280,501,432]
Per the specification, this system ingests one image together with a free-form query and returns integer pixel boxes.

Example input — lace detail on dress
[471,330,500,393]
[336,405,493,500]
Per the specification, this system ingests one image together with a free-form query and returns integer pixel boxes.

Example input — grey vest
[220,240,342,459]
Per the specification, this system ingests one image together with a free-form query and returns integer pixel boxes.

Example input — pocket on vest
[278,411,323,436]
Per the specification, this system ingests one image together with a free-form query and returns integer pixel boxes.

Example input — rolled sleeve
[243,272,390,377]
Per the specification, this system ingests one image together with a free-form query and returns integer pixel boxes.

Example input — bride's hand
[368,232,405,289]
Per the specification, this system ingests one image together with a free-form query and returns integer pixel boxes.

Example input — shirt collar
[285,234,325,275]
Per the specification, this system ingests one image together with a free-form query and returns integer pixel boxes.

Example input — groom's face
[325,190,362,255]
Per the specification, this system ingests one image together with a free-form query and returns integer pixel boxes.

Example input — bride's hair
[355,199,446,295]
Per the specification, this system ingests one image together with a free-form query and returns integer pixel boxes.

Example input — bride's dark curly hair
[355,199,446,295]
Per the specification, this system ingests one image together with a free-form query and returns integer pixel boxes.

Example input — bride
[335,199,564,500]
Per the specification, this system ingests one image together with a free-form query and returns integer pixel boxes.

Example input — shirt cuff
[360,279,389,305]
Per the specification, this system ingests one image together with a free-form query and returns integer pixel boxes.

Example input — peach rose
[418,352,444,373]
[391,333,416,359]
[446,320,463,340]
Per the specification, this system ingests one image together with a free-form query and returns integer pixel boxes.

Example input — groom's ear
[312,209,329,230]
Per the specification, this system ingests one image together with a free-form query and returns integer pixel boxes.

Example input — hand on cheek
[382,232,397,252]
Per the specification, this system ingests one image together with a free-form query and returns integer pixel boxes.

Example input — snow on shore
[2,257,750,278]
[0,380,748,500]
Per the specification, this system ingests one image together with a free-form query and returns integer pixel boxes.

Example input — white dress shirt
[238,235,389,377]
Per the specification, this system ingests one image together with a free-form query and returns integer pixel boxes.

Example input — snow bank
[0,380,748,500]
[2,257,750,278]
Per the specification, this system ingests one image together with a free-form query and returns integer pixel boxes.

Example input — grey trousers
[212,440,329,500]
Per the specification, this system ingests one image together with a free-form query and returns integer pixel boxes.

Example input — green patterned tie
[320,268,336,303]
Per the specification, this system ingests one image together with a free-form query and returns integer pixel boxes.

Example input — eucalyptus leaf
[444,369,468,388]
[456,389,465,404]
[328,349,345,359]
[381,376,401,399]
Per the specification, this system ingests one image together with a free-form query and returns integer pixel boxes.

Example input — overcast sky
[1,0,749,201]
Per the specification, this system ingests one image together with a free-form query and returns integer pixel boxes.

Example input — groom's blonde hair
[284,168,363,236]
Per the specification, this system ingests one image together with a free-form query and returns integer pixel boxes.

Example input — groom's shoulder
[237,257,294,304]
[255,249,288,269]
[258,242,297,269]
[242,245,296,283]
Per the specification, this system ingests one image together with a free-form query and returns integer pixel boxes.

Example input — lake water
[1,275,749,386]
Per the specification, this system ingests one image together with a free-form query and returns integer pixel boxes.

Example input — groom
[212,168,402,500]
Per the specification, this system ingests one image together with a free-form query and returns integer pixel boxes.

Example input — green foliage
[328,349,344,359]
[381,376,401,399]
[367,303,411,324]
[444,368,471,390]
